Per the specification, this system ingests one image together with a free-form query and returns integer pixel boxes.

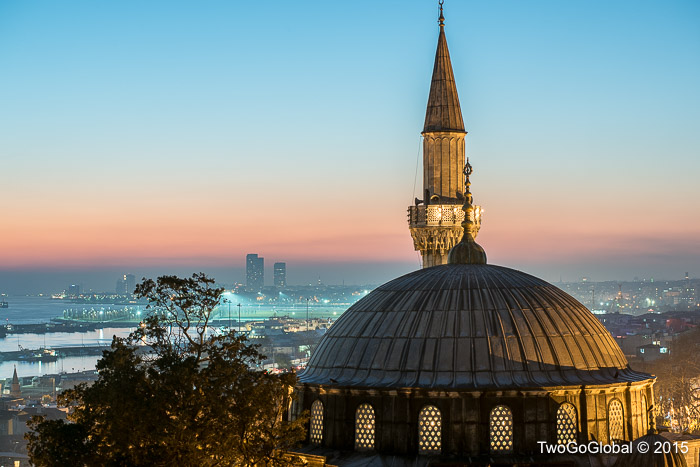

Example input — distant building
[116,274,136,295]
[274,262,287,288]
[246,254,264,292]
[67,284,81,296]
[10,368,20,399]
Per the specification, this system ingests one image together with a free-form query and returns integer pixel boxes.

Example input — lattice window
[556,403,578,444]
[426,206,443,223]
[418,405,442,454]
[641,395,648,433]
[310,400,323,444]
[355,403,375,451]
[608,399,624,443]
[489,405,513,454]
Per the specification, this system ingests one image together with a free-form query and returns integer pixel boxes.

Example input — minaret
[408,2,481,267]
[10,366,21,398]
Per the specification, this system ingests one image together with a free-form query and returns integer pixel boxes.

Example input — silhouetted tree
[27,273,307,466]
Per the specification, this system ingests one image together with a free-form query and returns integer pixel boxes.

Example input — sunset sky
[1,1,699,292]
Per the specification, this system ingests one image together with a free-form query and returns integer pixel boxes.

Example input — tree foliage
[26,273,307,466]
[646,327,700,434]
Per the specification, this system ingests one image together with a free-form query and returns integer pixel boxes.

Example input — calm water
[0,296,351,379]
[1,356,101,379]
[2,296,348,324]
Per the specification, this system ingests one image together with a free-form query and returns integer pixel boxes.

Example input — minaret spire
[424,0,464,133]
[11,365,21,398]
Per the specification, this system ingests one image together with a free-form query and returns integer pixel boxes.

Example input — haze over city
[2,0,699,294]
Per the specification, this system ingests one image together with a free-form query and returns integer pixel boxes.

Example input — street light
[306,298,310,332]
[237,303,242,334]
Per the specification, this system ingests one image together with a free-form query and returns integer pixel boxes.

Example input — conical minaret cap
[423,1,465,133]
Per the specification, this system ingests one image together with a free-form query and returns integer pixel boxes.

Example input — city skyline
[1,1,699,293]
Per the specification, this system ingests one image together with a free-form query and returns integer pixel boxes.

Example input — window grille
[418,405,441,454]
[489,405,513,454]
[355,403,375,450]
[310,400,323,444]
[556,403,577,444]
[608,399,624,442]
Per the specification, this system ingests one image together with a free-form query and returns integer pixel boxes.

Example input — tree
[27,273,307,466]
[645,327,700,434]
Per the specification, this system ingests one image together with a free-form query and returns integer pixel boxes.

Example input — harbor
[0,295,352,378]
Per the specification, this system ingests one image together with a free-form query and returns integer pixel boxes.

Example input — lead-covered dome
[299,264,649,389]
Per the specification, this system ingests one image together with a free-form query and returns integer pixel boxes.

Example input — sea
[0,296,349,379]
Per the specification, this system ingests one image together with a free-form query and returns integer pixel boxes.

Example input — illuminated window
[355,403,375,451]
[641,395,648,433]
[310,400,323,444]
[418,405,441,454]
[608,399,624,443]
[556,403,577,444]
[489,405,513,454]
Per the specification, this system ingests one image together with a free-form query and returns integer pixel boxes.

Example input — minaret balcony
[408,204,481,228]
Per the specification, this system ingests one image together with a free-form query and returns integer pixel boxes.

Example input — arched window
[556,403,577,444]
[489,405,513,454]
[608,399,624,443]
[418,405,441,454]
[355,403,375,451]
[640,395,648,433]
[310,400,324,444]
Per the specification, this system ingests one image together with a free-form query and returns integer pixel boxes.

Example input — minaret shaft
[423,131,465,202]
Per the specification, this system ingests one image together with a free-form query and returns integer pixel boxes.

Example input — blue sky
[1,1,699,292]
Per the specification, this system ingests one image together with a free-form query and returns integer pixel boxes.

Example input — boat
[0,301,7,308]
[17,348,60,363]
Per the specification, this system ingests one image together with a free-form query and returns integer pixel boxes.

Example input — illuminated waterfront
[0,296,355,378]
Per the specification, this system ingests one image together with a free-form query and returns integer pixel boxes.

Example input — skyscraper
[116,274,136,295]
[274,262,286,288]
[125,274,135,295]
[246,254,264,292]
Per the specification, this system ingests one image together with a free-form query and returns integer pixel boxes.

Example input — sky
[1,0,699,293]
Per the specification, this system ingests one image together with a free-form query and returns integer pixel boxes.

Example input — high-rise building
[246,254,264,292]
[67,284,81,296]
[125,274,136,294]
[274,262,287,288]
[116,274,136,295]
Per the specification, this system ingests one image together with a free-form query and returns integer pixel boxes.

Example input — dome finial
[438,0,445,27]
[447,159,487,264]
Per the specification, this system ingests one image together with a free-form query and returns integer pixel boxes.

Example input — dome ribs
[548,286,607,373]
[529,287,588,385]
[298,264,652,389]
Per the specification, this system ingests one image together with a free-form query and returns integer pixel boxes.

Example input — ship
[0,301,7,308]
[17,348,60,363]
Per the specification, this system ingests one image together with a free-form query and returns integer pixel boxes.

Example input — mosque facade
[291,4,656,465]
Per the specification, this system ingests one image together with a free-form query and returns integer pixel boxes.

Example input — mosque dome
[299,263,649,389]
[290,4,656,462]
